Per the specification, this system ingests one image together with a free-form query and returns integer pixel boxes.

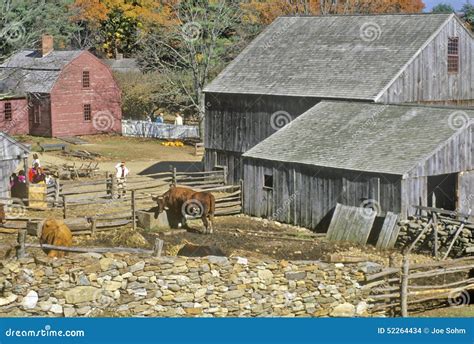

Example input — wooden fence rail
[365,255,474,316]
[16,229,163,258]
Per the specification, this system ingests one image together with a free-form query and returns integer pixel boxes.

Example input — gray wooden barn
[0,132,30,199]
[242,101,473,230]
[204,13,473,184]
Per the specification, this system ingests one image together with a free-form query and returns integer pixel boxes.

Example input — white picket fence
[122,120,199,139]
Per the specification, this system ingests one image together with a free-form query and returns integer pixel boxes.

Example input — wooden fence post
[172,167,177,186]
[222,166,228,185]
[62,195,67,219]
[240,179,244,212]
[16,229,26,259]
[131,190,136,230]
[153,238,163,257]
[105,172,111,198]
[389,253,396,268]
[54,179,60,207]
[90,217,97,236]
[111,175,117,199]
[400,253,409,317]
[432,211,439,258]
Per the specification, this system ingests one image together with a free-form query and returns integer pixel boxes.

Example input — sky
[423,0,470,11]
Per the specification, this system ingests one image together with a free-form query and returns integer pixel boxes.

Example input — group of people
[10,153,52,192]
[147,112,183,126]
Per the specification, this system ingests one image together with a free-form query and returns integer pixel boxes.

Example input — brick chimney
[41,34,54,57]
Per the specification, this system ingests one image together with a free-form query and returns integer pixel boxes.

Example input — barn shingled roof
[204,13,455,100]
[0,50,83,94]
[242,101,474,176]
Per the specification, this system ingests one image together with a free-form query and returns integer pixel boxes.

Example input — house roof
[0,50,84,94]
[102,58,140,73]
[204,13,454,100]
[243,101,474,176]
[0,50,83,70]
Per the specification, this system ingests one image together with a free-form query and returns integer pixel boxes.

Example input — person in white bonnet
[115,161,129,198]
[174,113,183,126]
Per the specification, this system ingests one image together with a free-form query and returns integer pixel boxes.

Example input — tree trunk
[198,88,205,142]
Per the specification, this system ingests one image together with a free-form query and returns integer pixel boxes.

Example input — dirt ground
[14,134,202,176]
[71,215,435,266]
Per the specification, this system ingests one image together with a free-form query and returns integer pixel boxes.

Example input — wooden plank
[376,212,400,249]
[326,203,376,244]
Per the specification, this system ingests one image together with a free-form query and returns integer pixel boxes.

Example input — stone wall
[396,217,473,257]
[0,254,377,317]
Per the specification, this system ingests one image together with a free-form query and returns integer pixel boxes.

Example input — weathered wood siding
[406,124,472,179]
[204,149,243,185]
[204,92,319,182]
[458,170,474,217]
[379,18,473,104]
[0,136,28,198]
[243,158,402,231]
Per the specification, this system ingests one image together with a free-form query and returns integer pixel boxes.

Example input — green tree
[0,0,79,62]
[432,3,456,13]
[461,1,474,31]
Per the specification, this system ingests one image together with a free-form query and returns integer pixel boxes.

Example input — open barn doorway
[427,173,458,210]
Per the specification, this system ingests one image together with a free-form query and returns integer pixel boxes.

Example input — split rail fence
[3,166,243,235]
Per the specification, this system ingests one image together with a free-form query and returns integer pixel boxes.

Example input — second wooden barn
[242,101,473,230]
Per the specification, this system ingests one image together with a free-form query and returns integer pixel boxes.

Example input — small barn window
[448,37,459,73]
[264,173,273,189]
[33,104,41,124]
[83,104,91,121]
[4,102,12,121]
[82,71,90,88]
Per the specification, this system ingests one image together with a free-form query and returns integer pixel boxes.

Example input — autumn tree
[71,0,178,57]
[241,0,425,25]
[139,0,242,138]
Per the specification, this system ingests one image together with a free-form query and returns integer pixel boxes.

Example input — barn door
[263,170,274,219]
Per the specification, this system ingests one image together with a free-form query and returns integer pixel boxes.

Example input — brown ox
[40,219,73,258]
[153,186,215,234]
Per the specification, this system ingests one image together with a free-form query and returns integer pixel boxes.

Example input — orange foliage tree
[241,0,425,25]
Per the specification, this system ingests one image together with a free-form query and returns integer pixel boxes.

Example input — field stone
[129,261,145,273]
[104,281,122,291]
[50,304,63,314]
[330,303,355,317]
[0,294,18,306]
[76,306,91,315]
[22,290,38,309]
[223,290,244,300]
[63,307,76,317]
[64,286,100,304]
[99,258,115,271]
[258,269,273,281]
[285,272,306,280]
